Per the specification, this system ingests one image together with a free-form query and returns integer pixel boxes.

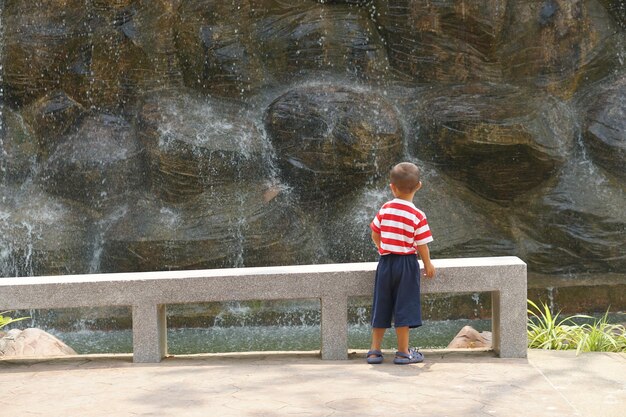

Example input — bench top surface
[0,257,525,286]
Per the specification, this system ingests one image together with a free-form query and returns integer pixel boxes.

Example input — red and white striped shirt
[370,198,433,255]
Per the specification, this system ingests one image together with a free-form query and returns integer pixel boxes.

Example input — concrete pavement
[1,349,625,417]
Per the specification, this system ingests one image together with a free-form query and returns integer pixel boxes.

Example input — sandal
[393,347,424,364]
[366,349,384,364]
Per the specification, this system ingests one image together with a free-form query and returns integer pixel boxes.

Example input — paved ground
[1,349,625,417]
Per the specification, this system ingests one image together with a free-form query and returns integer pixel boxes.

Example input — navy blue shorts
[371,254,422,328]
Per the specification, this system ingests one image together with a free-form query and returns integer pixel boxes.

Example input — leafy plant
[0,310,30,330]
[574,311,626,354]
[527,300,626,353]
[527,299,587,350]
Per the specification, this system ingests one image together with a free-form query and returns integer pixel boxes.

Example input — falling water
[89,205,128,273]
[471,293,481,318]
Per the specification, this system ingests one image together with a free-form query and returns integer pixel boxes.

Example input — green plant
[527,300,626,353]
[527,299,587,350]
[574,311,626,354]
[0,311,30,329]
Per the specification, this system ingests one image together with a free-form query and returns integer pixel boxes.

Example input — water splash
[0,210,39,278]
[89,205,128,273]
[471,292,481,317]
[356,306,367,322]
[20,221,35,277]
[0,209,15,276]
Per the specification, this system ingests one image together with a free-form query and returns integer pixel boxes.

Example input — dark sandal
[393,348,424,364]
[366,349,384,364]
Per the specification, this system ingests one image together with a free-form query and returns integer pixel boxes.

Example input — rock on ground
[0,328,76,357]
[447,325,492,349]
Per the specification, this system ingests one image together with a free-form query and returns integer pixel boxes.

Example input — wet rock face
[175,0,264,98]
[320,169,516,264]
[138,92,268,202]
[0,187,94,277]
[99,186,317,272]
[2,0,179,110]
[265,86,403,200]
[0,0,624,278]
[0,108,38,185]
[175,0,388,97]
[414,84,576,201]
[253,0,389,83]
[21,92,87,159]
[599,0,626,28]
[2,0,88,107]
[372,0,620,96]
[582,78,626,179]
[40,114,146,207]
[372,0,507,83]
[498,0,620,96]
[512,156,626,275]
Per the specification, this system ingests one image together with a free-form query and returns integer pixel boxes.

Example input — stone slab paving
[1,350,624,417]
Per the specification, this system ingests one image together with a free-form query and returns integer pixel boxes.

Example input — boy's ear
[415,181,422,191]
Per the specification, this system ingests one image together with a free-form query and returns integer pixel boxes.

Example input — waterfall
[0,0,624,353]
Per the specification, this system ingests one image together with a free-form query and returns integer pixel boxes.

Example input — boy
[367,162,435,365]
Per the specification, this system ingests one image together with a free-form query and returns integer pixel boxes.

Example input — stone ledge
[0,257,527,361]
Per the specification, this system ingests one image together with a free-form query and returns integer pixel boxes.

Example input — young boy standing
[367,162,435,365]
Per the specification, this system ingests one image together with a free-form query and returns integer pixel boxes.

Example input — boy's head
[390,162,421,195]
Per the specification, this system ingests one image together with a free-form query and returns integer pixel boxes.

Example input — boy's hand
[415,244,435,278]
[423,261,435,279]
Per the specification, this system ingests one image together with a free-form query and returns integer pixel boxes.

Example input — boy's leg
[369,256,393,358]
[393,255,421,356]
[395,326,409,354]
[369,327,386,357]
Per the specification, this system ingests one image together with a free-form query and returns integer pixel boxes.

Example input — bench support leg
[321,296,348,360]
[492,290,527,358]
[133,303,167,363]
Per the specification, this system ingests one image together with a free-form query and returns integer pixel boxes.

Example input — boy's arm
[371,230,381,250]
[416,244,435,278]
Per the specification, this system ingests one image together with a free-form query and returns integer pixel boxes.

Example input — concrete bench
[0,256,527,362]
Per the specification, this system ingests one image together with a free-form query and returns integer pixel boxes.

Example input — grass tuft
[527,300,626,353]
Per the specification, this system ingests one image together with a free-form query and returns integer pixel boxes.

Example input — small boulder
[264,85,403,201]
[413,83,575,201]
[0,328,77,357]
[447,326,492,349]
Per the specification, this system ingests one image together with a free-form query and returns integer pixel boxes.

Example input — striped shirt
[370,198,433,255]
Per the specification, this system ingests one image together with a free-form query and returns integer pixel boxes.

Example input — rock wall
[0,0,624,277]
